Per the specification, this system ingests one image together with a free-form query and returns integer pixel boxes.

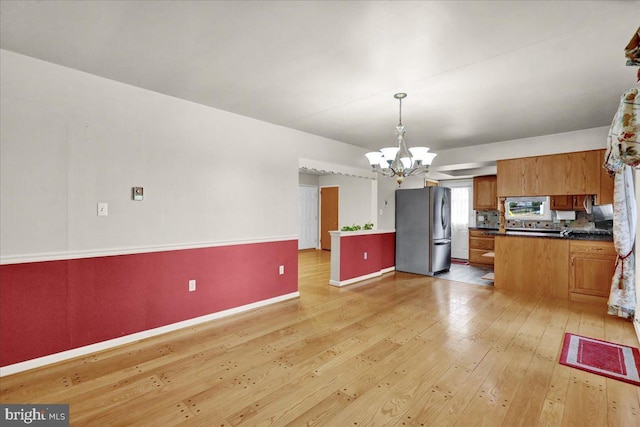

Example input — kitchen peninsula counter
[492,231,615,302]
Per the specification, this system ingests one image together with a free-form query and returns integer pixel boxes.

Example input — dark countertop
[482,229,613,242]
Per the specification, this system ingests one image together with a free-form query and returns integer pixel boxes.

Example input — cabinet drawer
[469,249,494,266]
[569,241,616,256]
[470,238,494,250]
[469,229,496,238]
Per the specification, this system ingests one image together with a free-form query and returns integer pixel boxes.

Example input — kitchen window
[505,196,552,221]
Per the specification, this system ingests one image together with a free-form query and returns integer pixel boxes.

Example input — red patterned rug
[559,333,640,386]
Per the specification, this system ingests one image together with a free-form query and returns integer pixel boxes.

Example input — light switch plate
[97,203,108,216]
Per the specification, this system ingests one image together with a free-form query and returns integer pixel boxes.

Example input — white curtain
[450,186,471,231]
[440,180,473,260]
[604,83,639,328]
[607,166,637,320]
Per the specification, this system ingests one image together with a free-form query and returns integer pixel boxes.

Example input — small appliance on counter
[555,210,576,221]
[592,204,614,230]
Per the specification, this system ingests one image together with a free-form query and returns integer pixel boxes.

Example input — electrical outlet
[188,279,196,292]
[364,252,368,260]
[279,265,285,275]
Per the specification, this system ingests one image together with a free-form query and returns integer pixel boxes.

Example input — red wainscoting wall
[0,240,298,367]
[340,232,395,282]
[379,232,396,270]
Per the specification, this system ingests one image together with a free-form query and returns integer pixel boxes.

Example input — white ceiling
[1,1,639,155]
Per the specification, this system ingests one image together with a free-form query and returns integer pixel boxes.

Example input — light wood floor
[1,250,639,426]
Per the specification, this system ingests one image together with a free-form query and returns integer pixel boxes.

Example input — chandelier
[365,93,436,186]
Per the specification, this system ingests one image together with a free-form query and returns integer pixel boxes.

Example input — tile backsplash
[475,210,500,228]
[474,210,601,230]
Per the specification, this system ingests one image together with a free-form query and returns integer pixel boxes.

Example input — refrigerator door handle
[441,193,450,231]
[433,239,452,245]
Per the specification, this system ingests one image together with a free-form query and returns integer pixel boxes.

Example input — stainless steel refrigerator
[395,187,452,276]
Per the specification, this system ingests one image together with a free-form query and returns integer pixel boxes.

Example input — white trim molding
[299,158,375,180]
[329,268,395,287]
[0,235,298,265]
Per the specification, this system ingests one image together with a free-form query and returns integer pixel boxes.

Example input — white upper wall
[318,174,376,229]
[0,48,616,259]
[0,49,368,259]
[434,126,608,166]
[298,173,319,187]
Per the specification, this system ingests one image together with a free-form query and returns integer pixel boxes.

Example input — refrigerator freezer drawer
[430,241,451,275]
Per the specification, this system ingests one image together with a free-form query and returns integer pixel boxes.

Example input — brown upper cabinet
[537,154,567,195]
[565,150,600,194]
[597,149,614,205]
[497,149,609,202]
[496,158,525,196]
[551,195,589,211]
[473,175,497,210]
[550,195,573,210]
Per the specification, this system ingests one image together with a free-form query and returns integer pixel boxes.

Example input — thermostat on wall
[132,187,144,201]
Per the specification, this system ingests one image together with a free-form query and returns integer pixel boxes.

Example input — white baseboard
[329,266,395,287]
[0,291,300,377]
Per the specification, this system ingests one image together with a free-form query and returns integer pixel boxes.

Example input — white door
[440,180,473,260]
[298,185,318,249]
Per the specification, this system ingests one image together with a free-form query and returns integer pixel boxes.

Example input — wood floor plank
[562,380,608,426]
[1,249,638,426]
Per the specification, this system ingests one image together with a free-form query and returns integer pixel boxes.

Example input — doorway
[320,186,339,250]
[440,180,473,260]
[298,185,318,249]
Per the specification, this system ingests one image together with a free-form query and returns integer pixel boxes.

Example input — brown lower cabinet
[569,240,616,303]
[468,229,494,267]
[495,236,616,304]
[494,236,569,299]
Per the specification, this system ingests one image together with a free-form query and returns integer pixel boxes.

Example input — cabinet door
[497,159,524,196]
[572,195,587,211]
[566,151,600,195]
[537,154,566,195]
[551,195,573,210]
[473,176,497,210]
[597,149,614,205]
[571,256,615,297]
[522,157,541,195]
